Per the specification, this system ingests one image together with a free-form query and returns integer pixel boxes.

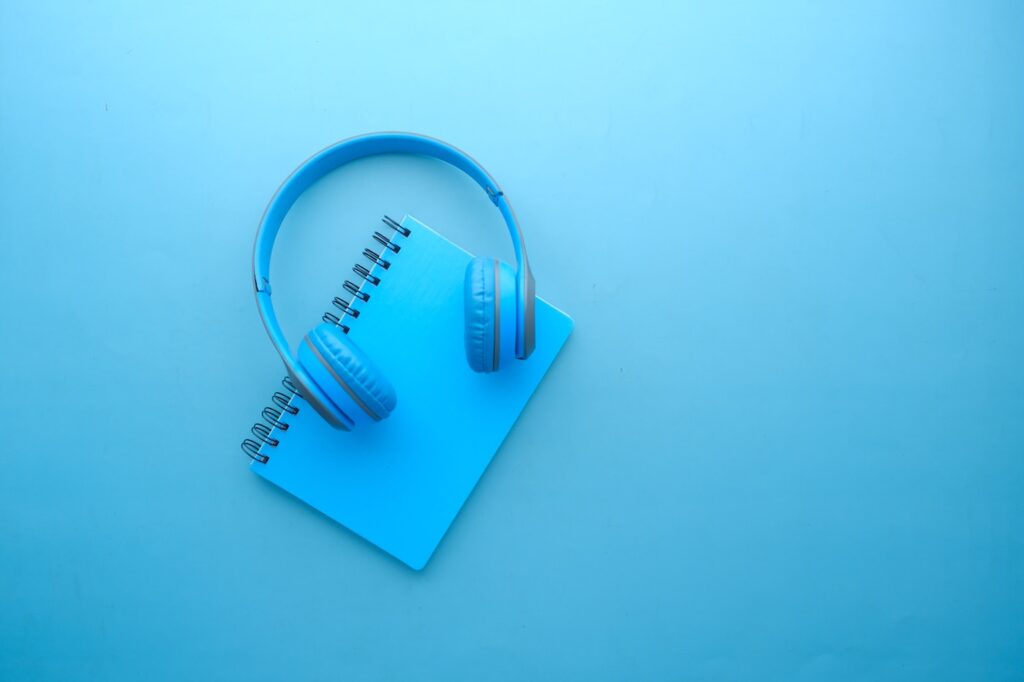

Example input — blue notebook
[242,216,573,569]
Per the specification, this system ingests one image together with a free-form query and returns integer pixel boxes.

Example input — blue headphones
[253,132,537,430]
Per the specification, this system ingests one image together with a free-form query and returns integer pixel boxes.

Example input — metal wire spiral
[241,376,300,463]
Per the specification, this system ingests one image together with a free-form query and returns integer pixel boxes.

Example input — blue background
[1,1,1022,680]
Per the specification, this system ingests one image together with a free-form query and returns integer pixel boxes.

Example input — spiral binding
[241,216,411,463]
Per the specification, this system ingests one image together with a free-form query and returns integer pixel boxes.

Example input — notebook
[241,215,574,569]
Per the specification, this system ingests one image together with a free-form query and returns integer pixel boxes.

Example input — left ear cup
[297,323,397,428]
[284,364,353,431]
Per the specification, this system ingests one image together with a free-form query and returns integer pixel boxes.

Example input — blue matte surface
[1,2,1022,680]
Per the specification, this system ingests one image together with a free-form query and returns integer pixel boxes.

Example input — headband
[252,132,535,378]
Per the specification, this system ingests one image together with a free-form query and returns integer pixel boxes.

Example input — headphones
[253,132,537,431]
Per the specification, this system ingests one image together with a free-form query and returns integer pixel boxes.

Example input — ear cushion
[464,257,498,373]
[285,365,353,431]
[303,323,397,421]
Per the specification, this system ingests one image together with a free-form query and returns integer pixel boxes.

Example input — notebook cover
[248,216,574,569]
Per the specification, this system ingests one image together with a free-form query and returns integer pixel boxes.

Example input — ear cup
[297,323,397,428]
[464,257,498,372]
[285,364,353,431]
[464,257,518,373]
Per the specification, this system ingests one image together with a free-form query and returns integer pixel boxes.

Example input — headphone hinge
[486,186,504,206]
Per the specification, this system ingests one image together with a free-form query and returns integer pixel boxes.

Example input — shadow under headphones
[253,132,537,431]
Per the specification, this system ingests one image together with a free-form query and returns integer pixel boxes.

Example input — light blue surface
[1,2,1022,680]
[252,216,572,570]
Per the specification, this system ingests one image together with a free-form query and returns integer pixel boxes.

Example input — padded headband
[252,132,535,378]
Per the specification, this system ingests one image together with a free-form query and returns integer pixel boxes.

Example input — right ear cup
[464,257,518,373]
[464,257,498,372]
[296,323,397,429]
